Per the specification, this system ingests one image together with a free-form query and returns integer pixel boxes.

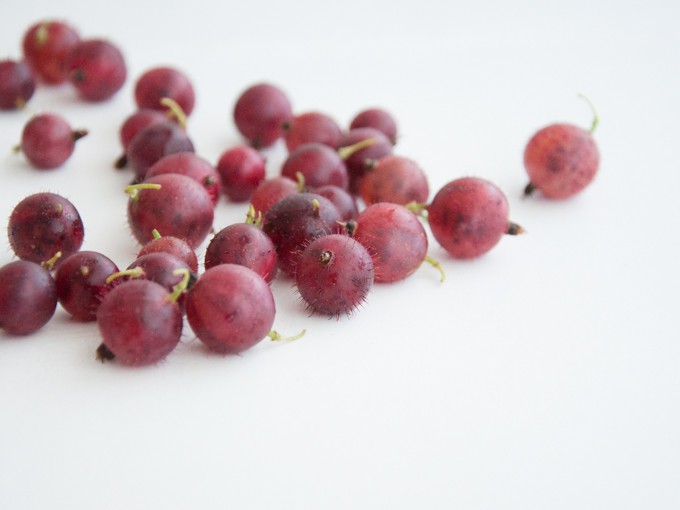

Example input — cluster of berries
[0,19,601,367]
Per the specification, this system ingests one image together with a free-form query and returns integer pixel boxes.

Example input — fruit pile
[0,19,601,366]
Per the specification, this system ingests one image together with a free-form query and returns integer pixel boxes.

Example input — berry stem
[578,93,599,134]
[268,329,307,342]
[424,255,446,283]
[337,137,377,160]
[114,153,128,169]
[125,183,162,200]
[523,182,536,197]
[245,204,262,226]
[71,129,89,142]
[160,97,188,128]
[311,198,321,216]
[506,222,526,235]
[105,266,145,285]
[42,251,63,271]
[168,268,191,303]
[405,201,429,219]
[96,343,116,362]
[295,171,306,191]
[341,219,358,237]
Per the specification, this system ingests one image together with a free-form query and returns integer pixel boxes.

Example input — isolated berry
[428,177,523,259]
[233,82,292,148]
[0,260,58,335]
[295,234,374,317]
[54,251,119,321]
[359,155,429,206]
[126,174,214,249]
[8,192,84,268]
[96,279,183,366]
[134,66,195,116]
[0,60,36,110]
[524,99,600,199]
[66,38,126,101]
[216,145,266,202]
[22,20,80,84]
[17,113,87,169]
[186,264,276,354]
[349,107,398,144]
[282,111,342,151]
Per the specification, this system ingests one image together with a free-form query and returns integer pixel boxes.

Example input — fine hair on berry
[295,234,374,318]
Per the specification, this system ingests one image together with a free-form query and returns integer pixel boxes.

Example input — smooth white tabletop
[1,1,679,508]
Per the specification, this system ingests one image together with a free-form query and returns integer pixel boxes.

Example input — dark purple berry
[0,260,58,335]
[115,108,170,168]
[54,251,119,321]
[0,60,36,110]
[8,192,84,268]
[262,192,342,277]
[126,120,194,181]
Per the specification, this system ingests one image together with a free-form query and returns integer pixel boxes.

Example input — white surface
[1,1,679,508]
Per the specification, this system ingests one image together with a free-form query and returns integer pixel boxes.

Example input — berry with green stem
[126,174,214,249]
[523,95,601,199]
[95,279,184,366]
[8,192,84,268]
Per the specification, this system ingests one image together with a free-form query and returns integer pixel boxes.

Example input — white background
[1,1,679,508]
